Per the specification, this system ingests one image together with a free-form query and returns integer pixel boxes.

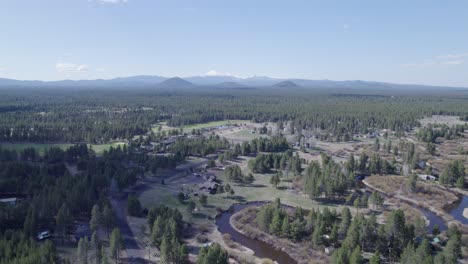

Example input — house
[0,197,18,206]
[198,175,219,194]
[417,174,437,181]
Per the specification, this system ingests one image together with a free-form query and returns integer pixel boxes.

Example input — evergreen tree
[199,194,208,207]
[339,207,352,239]
[197,243,229,264]
[127,194,142,216]
[349,246,363,264]
[109,228,122,263]
[270,173,281,188]
[102,205,114,237]
[370,250,381,264]
[56,203,73,242]
[281,216,290,238]
[77,237,89,264]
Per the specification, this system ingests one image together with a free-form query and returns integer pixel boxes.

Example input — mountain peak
[273,80,299,88]
[158,77,194,88]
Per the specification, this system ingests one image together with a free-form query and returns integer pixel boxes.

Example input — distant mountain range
[0,75,464,90]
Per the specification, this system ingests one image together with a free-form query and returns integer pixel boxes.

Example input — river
[215,194,467,264]
[446,194,468,225]
[215,202,297,264]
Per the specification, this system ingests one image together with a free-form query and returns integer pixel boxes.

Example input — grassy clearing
[181,120,250,132]
[225,129,266,141]
[0,142,127,155]
[89,142,127,154]
[150,121,173,133]
[138,158,337,226]
[151,119,251,133]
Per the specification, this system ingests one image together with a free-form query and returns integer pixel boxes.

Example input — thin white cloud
[0,67,5,72]
[437,52,468,59]
[441,60,462,66]
[56,62,89,73]
[343,24,350,29]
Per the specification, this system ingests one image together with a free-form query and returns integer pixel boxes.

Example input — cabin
[0,197,19,206]
[417,174,437,181]
[197,175,218,194]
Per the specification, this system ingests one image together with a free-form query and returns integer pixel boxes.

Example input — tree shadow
[225,195,246,202]
[315,197,345,206]
[192,212,208,219]
[237,183,266,188]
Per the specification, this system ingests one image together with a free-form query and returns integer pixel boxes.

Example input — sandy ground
[419,115,467,127]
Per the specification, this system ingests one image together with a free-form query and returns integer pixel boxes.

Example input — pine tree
[101,246,109,264]
[56,203,72,242]
[90,204,101,232]
[77,237,89,264]
[349,245,363,264]
[339,207,351,238]
[281,216,290,238]
[270,210,283,235]
[369,250,381,264]
[330,223,339,247]
[109,228,122,263]
[199,194,208,206]
[270,174,281,188]
[312,223,324,247]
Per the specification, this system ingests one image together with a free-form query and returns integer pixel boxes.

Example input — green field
[181,119,250,131]
[0,142,127,155]
[137,158,338,225]
[152,119,251,133]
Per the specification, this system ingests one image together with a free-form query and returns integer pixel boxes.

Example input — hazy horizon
[1,0,468,87]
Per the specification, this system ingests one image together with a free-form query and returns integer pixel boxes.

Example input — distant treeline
[0,88,467,143]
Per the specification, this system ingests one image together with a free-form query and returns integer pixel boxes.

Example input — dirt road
[109,193,148,263]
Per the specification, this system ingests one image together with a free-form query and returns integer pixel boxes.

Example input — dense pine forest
[0,86,467,264]
[0,87,467,143]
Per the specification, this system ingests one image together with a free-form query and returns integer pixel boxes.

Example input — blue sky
[1,0,468,86]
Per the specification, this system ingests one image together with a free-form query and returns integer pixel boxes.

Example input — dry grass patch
[366,175,459,210]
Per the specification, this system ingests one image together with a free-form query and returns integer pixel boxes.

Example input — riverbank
[230,205,328,264]
[363,176,468,233]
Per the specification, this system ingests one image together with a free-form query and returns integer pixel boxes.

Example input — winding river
[446,194,468,225]
[215,202,297,264]
[215,194,467,264]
